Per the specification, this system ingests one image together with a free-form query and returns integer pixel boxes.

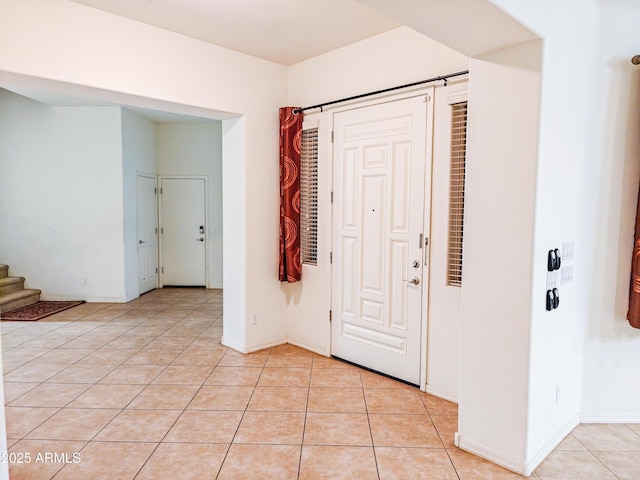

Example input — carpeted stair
[0,265,41,314]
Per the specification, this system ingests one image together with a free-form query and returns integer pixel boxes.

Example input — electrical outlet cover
[546,271,558,289]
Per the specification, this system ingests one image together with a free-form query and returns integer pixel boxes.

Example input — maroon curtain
[628,191,640,328]
[279,107,303,283]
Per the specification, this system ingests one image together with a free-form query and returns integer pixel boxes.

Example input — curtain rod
[293,69,469,114]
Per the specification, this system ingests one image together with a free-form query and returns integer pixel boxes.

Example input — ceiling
[70,0,400,66]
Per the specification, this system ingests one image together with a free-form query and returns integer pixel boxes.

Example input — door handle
[138,240,145,245]
[197,237,204,242]
[408,276,420,285]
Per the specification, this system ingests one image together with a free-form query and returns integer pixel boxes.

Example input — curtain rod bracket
[632,55,640,65]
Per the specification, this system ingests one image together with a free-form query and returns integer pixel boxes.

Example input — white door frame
[158,175,209,288]
[327,88,435,390]
[136,172,159,294]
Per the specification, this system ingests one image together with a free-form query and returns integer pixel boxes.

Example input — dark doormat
[1,301,85,321]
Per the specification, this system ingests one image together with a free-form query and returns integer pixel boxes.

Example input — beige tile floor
[0,288,637,479]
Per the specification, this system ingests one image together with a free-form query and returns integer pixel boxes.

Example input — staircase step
[0,265,8,279]
[0,289,41,315]
[0,277,26,296]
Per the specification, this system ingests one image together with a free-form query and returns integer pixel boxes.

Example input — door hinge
[154,187,157,195]
[329,310,332,322]
[331,130,334,143]
[161,227,164,234]
[330,191,333,204]
[160,187,163,194]
[155,267,158,274]
[419,233,423,249]
[161,267,164,274]
[424,94,431,102]
[330,252,333,264]
[155,227,157,235]
[425,236,429,247]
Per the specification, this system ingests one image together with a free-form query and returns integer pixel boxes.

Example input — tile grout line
[296,355,314,480]
[422,393,461,480]
[362,371,382,480]
[13,294,215,480]
[214,346,268,479]
[131,381,207,477]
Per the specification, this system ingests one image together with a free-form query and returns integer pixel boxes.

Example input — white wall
[286,26,469,365]
[289,27,468,107]
[0,342,7,480]
[0,89,127,301]
[485,0,640,467]
[579,0,640,421]
[497,3,598,468]
[122,108,158,300]
[4,0,640,475]
[156,122,223,288]
[0,0,289,352]
[356,0,640,474]
[457,40,542,473]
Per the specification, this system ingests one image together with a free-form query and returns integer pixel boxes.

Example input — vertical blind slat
[447,102,468,287]
[300,128,319,265]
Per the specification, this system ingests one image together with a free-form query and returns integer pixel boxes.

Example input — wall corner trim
[246,338,288,354]
[457,435,526,476]
[424,384,459,403]
[287,338,328,357]
[221,337,248,354]
[523,414,580,476]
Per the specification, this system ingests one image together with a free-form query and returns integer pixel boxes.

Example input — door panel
[331,95,430,385]
[427,82,468,398]
[161,177,206,286]
[136,174,158,294]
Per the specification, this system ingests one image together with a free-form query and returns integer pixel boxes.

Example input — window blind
[300,127,318,265]
[447,102,468,287]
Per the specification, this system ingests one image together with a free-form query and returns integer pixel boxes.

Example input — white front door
[331,95,431,385]
[160,177,206,286]
[136,174,158,294]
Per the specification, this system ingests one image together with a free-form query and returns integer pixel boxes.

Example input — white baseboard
[246,338,288,354]
[287,337,328,356]
[523,414,580,476]
[581,411,640,423]
[124,293,139,303]
[424,384,459,404]
[85,296,130,303]
[222,337,322,356]
[457,435,526,476]
[221,337,248,354]
[222,337,287,354]
[41,295,128,303]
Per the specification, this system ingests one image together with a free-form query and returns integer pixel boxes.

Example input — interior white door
[136,174,159,294]
[331,95,430,385]
[161,177,206,286]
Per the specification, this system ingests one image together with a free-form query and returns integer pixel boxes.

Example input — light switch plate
[546,271,559,289]
[561,265,574,285]
[562,242,575,261]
